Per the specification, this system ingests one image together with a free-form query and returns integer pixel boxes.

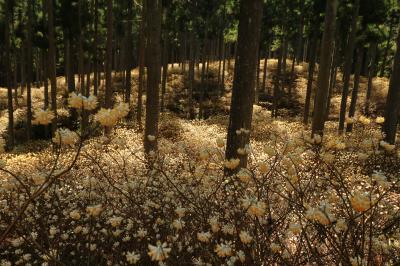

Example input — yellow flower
[148,242,171,261]
[214,242,232,257]
[350,191,371,212]
[224,158,240,169]
[375,116,385,124]
[33,109,55,125]
[197,231,211,243]
[239,231,253,244]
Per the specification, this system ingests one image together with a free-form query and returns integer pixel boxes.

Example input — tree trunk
[383,29,400,144]
[262,43,269,94]
[5,0,14,148]
[78,0,85,93]
[26,0,34,140]
[125,0,133,106]
[365,42,377,115]
[303,28,318,124]
[47,0,57,134]
[160,10,168,113]
[380,20,394,77]
[93,0,99,96]
[346,47,363,132]
[225,0,263,171]
[311,0,337,136]
[137,0,146,130]
[188,33,196,119]
[338,0,360,133]
[105,0,113,110]
[144,0,162,153]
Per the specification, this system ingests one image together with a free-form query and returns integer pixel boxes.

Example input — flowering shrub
[0,109,399,265]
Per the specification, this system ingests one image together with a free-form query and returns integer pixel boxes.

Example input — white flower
[126,251,140,264]
[239,231,253,244]
[148,242,171,261]
[175,207,186,218]
[69,210,81,220]
[86,204,103,217]
[52,128,78,146]
[33,109,55,125]
[108,216,123,227]
[172,219,185,231]
[215,242,232,257]
[197,231,212,243]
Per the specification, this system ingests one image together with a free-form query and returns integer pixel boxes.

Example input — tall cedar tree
[338,0,360,133]
[312,0,338,136]
[105,0,113,110]
[143,0,162,153]
[225,0,263,171]
[5,0,14,148]
[383,28,400,144]
[47,0,57,133]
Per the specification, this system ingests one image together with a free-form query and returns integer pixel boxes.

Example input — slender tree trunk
[273,48,282,118]
[383,29,400,144]
[225,0,263,172]
[380,20,394,77]
[303,28,318,124]
[188,33,196,119]
[26,0,34,139]
[47,0,57,134]
[43,51,49,109]
[93,0,99,96]
[78,0,85,93]
[311,0,338,136]
[144,0,162,153]
[365,42,377,115]
[125,0,133,106]
[326,38,339,120]
[346,47,363,132]
[262,44,269,94]
[105,0,113,110]
[5,0,14,148]
[221,42,227,95]
[338,0,360,133]
[255,50,261,103]
[160,9,168,113]
[137,0,146,130]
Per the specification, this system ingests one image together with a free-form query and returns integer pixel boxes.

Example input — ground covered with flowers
[0,64,399,265]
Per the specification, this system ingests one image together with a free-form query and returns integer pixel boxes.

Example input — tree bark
[125,0,133,106]
[47,0,57,134]
[303,28,318,125]
[137,0,146,130]
[225,0,263,171]
[383,29,400,144]
[5,0,14,148]
[144,0,162,153]
[105,0,113,110]
[27,0,34,139]
[188,33,196,119]
[93,0,99,96]
[365,42,377,115]
[346,47,363,132]
[338,0,360,133]
[311,0,337,136]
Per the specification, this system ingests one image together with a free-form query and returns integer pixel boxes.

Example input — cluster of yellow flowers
[350,191,373,212]
[52,128,78,146]
[147,242,171,262]
[68,92,98,111]
[95,103,129,127]
[32,109,55,125]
